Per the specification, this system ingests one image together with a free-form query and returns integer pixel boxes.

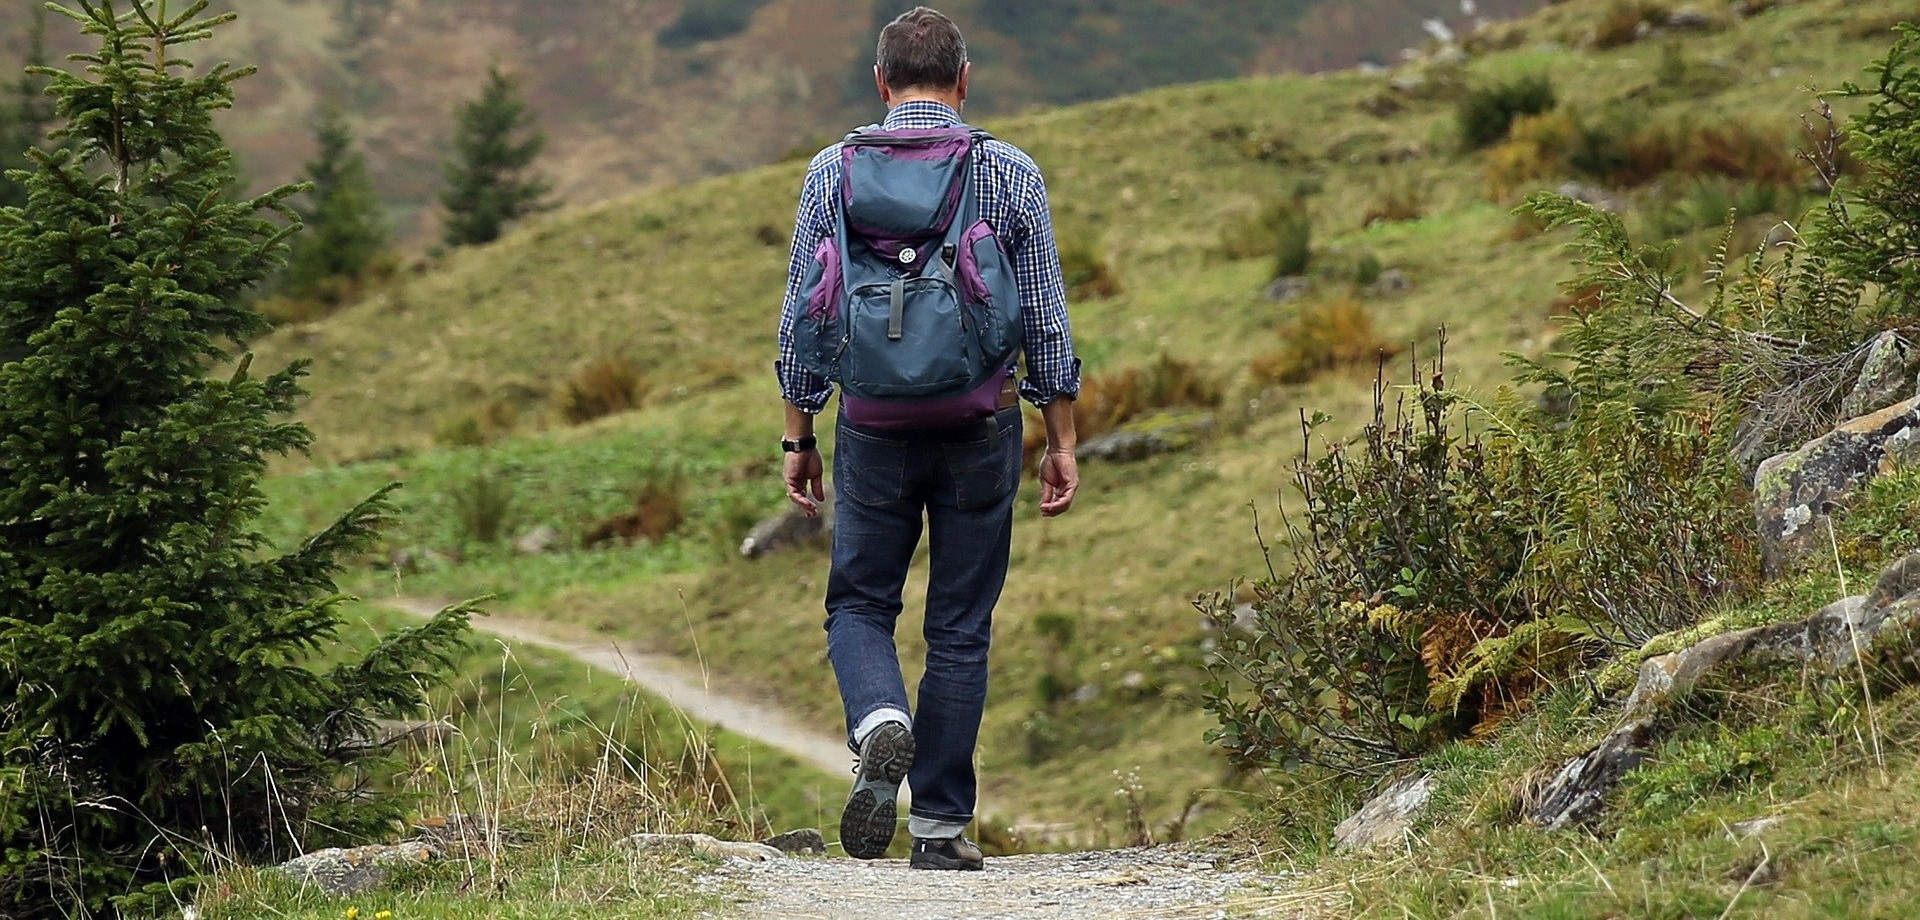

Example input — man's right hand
[784,448,825,517]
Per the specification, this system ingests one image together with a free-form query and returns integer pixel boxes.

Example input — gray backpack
[791,125,1022,429]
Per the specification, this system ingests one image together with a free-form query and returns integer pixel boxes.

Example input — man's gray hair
[876,7,966,91]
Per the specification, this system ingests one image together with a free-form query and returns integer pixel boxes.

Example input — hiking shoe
[909,835,984,871]
[839,722,914,859]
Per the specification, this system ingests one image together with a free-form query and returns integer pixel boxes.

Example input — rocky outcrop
[1526,721,1655,831]
[1526,553,1920,830]
[1079,411,1216,464]
[760,828,828,856]
[277,842,436,897]
[624,832,784,861]
[740,487,834,558]
[1335,772,1435,850]
[1753,396,1920,577]
[1838,332,1919,420]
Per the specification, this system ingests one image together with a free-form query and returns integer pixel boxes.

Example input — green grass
[196,842,723,919]
[251,0,1917,844]
[330,602,841,839]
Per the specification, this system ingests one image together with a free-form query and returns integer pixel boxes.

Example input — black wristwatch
[781,435,818,453]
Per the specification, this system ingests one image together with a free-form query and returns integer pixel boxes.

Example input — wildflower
[345,909,360,920]
[376,912,393,919]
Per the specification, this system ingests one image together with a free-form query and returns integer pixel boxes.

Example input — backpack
[791,125,1023,429]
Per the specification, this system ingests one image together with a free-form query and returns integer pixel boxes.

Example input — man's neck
[885,91,962,113]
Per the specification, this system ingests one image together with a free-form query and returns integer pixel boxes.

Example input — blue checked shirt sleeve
[775,152,838,414]
[1005,163,1081,407]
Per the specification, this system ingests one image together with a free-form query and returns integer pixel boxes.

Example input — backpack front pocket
[843,277,974,398]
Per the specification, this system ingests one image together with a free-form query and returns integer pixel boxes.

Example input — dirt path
[380,598,854,778]
[705,845,1327,920]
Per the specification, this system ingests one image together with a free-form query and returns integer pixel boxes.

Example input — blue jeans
[825,405,1022,833]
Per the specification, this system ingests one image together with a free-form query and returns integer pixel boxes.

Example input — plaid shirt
[775,101,1081,414]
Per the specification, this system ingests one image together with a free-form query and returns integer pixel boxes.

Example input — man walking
[774,7,1080,871]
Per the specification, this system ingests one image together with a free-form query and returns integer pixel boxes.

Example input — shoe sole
[840,725,914,859]
[909,852,983,871]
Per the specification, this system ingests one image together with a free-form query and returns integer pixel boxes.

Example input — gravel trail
[705,845,1322,920]
[379,597,854,778]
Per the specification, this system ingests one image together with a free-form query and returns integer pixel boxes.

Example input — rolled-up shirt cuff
[1019,357,1082,407]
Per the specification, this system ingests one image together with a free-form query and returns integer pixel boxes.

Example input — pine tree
[439,65,552,247]
[0,3,471,915]
[0,3,54,210]
[283,103,388,302]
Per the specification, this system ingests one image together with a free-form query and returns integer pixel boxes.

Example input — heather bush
[557,356,648,425]
[1456,74,1557,150]
[1251,297,1398,385]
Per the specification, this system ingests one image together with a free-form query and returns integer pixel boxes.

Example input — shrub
[436,399,520,448]
[1058,232,1122,300]
[1270,208,1313,279]
[1208,325,1758,773]
[1354,252,1385,286]
[1361,177,1426,226]
[1592,0,1665,49]
[449,468,519,548]
[657,0,773,48]
[1484,110,1581,198]
[1456,74,1558,151]
[584,476,687,547]
[1220,195,1313,278]
[1204,364,1509,774]
[1251,297,1400,385]
[557,357,648,425]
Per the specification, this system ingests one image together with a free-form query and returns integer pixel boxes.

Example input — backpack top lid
[839,127,975,260]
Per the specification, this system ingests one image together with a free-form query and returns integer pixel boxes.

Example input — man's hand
[784,448,825,517]
[1038,447,1078,517]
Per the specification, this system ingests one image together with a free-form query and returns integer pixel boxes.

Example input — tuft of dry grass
[558,357,649,425]
[1252,296,1401,385]
[583,477,688,547]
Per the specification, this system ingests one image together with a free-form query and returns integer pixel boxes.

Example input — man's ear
[874,66,891,105]
[957,62,970,104]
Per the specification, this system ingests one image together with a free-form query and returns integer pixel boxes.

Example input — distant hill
[0,0,1549,240]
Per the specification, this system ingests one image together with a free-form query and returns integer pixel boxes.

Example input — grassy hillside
[1,0,1548,239]
[248,0,1913,843]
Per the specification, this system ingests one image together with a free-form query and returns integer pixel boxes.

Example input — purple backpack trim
[843,366,1007,430]
[805,236,841,322]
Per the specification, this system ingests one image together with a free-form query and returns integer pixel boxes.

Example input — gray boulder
[1527,721,1655,830]
[1262,276,1312,303]
[1753,397,1920,577]
[277,842,436,897]
[513,525,563,556]
[1079,410,1216,464]
[759,828,828,856]
[1335,772,1435,850]
[740,487,834,558]
[1839,332,1919,421]
[624,832,782,861]
[1364,269,1413,297]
